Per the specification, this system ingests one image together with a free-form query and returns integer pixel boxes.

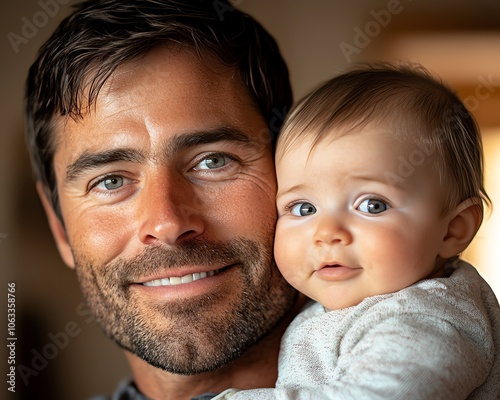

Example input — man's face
[47,47,295,373]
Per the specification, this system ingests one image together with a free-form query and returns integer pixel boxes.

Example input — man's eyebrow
[65,127,258,183]
[65,149,145,183]
[164,127,257,156]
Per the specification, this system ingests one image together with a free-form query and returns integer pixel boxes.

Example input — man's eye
[357,198,388,214]
[290,202,317,216]
[195,153,229,170]
[95,175,124,191]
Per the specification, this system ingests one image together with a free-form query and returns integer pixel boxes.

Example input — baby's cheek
[273,243,289,274]
[274,222,309,283]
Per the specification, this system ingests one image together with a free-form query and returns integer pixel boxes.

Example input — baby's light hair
[277,63,490,216]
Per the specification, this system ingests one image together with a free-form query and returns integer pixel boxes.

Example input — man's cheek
[67,211,133,265]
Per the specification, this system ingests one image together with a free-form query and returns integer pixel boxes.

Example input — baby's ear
[439,198,483,259]
[36,182,75,269]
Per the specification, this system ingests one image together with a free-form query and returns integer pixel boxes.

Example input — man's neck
[126,295,307,400]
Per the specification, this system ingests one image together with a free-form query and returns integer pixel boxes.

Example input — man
[25,0,302,398]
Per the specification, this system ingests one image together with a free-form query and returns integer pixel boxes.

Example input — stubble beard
[73,234,296,375]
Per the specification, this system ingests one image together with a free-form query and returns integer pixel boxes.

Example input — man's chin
[107,278,296,375]
[74,236,296,374]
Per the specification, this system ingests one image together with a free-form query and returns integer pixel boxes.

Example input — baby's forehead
[277,117,427,158]
[278,122,444,183]
[277,128,445,195]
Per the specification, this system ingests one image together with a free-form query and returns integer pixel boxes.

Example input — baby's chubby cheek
[274,243,301,282]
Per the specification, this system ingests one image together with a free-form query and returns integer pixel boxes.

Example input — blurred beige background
[1,1,499,399]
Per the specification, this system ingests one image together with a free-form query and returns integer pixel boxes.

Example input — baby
[215,64,500,399]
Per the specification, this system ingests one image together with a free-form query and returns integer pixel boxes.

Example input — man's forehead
[51,49,249,136]
[53,46,245,127]
[105,46,239,97]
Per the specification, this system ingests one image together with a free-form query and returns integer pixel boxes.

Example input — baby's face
[275,125,450,310]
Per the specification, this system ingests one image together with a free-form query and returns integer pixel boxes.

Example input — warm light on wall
[379,33,500,86]
[463,128,500,297]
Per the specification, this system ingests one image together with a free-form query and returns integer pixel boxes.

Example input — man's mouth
[142,268,225,287]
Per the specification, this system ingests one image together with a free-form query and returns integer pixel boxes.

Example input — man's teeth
[143,270,217,287]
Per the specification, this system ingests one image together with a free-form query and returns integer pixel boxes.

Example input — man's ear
[439,198,483,259]
[36,182,75,269]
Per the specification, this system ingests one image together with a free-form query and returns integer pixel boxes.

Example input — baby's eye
[290,202,317,216]
[357,198,388,214]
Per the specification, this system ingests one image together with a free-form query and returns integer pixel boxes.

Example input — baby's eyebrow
[276,183,306,198]
[349,174,406,190]
[65,149,145,183]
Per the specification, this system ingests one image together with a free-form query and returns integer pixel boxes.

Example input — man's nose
[312,213,352,246]
[137,172,205,246]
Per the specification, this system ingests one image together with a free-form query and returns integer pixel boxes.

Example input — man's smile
[142,268,224,287]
